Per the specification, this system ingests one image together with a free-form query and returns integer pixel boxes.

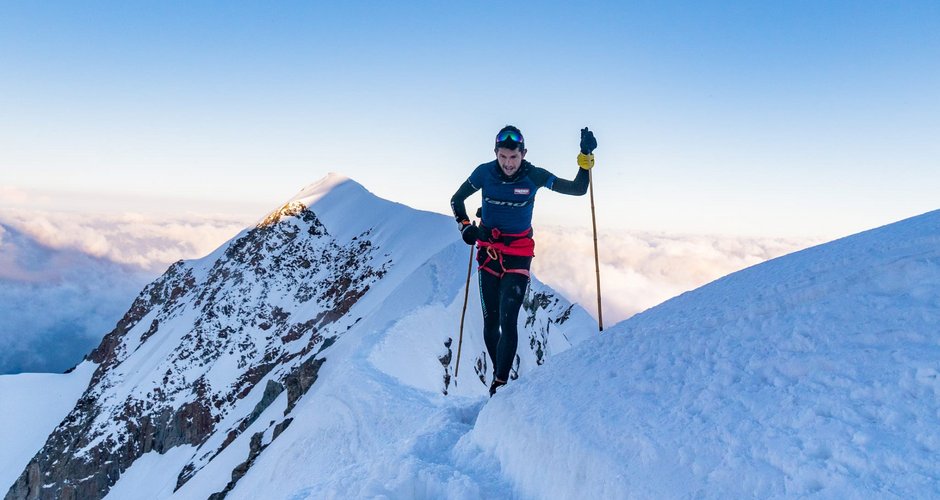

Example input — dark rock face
[207,350,321,500]
[523,290,575,367]
[208,432,265,500]
[466,285,577,386]
[6,201,391,500]
[440,338,453,395]
[284,356,327,415]
[247,380,286,429]
[88,260,196,382]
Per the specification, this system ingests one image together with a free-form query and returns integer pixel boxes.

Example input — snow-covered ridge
[471,209,940,498]
[5,175,595,499]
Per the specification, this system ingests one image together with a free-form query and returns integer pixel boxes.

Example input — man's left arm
[534,127,596,195]
[544,167,589,195]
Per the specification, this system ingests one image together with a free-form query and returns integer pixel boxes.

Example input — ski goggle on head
[495,129,525,149]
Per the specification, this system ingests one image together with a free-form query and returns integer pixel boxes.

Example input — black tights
[478,256,531,382]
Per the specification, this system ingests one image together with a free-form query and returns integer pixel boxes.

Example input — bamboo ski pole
[453,236,474,381]
[589,168,604,332]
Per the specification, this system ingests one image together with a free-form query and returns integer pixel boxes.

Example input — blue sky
[1,1,938,237]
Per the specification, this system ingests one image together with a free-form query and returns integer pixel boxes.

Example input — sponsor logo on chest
[513,188,531,196]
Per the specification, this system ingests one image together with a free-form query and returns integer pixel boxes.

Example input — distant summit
[287,172,353,204]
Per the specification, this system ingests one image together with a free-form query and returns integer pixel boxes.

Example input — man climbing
[450,125,597,396]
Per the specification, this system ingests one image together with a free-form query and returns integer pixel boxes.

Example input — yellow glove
[577,152,595,170]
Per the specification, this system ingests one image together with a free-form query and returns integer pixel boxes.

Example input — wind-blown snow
[469,209,940,498]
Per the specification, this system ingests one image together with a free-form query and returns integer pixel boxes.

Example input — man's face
[496,147,526,177]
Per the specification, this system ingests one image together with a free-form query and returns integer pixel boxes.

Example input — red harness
[476,227,534,278]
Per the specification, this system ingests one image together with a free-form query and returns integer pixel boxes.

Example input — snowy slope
[5,174,595,499]
[0,362,95,490]
[196,243,592,499]
[470,209,940,498]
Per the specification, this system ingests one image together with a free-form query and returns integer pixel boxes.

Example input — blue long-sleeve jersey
[451,160,589,234]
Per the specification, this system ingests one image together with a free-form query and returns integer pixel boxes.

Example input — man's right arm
[450,180,478,224]
[451,179,483,245]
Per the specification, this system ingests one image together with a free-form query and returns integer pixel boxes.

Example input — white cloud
[532,226,820,326]
[0,209,252,274]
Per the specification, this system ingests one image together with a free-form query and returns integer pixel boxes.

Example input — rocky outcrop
[87,260,196,384]
[284,355,326,415]
[440,337,454,394]
[464,286,577,386]
[523,290,575,366]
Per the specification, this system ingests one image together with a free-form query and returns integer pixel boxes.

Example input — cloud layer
[0,210,251,374]
[0,207,818,373]
[531,226,818,326]
[0,209,251,274]
[0,224,147,373]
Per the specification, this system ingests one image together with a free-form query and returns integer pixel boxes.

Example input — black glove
[460,222,481,245]
[580,127,597,154]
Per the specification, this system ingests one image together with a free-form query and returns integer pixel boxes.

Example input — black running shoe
[489,378,506,397]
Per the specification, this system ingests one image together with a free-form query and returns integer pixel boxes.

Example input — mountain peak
[288,172,359,206]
